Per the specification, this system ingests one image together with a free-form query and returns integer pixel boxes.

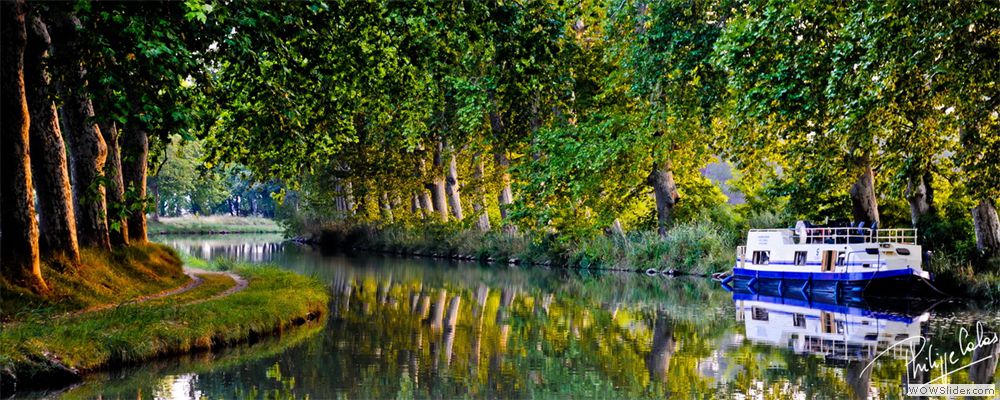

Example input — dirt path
[184,268,249,305]
[67,268,248,317]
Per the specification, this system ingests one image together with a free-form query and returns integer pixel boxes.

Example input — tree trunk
[344,180,356,216]
[648,161,680,237]
[24,13,78,262]
[445,147,464,221]
[121,127,148,241]
[972,199,1000,258]
[494,150,516,233]
[905,172,934,227]
[418,190,433,217]
[49,13,110,251]
[149,175,161,222]
[99,119,128,246]
[380,192,394,223]
[472,155,491,231]
[848,161,880,226]
[1,0,46,291]
[426,143,448,222]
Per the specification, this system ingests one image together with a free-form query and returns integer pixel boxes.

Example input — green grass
[148,215,283,234]
[0,265,329,391]
[1,243,189,321]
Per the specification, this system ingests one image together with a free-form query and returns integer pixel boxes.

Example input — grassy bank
[1,243,189,320]
[0,253,328,392]
[148,216,283,235]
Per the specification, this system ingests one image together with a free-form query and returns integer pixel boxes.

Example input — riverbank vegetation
[148,215,283,235]
[0,262,328,392]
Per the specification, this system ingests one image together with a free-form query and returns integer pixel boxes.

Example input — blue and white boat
[724,221,932,297]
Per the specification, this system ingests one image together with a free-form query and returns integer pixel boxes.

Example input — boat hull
[730,267,933,299]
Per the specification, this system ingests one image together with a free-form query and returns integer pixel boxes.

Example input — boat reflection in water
[734,290,937,399]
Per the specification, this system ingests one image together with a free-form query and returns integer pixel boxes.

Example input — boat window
[896,248,911,255]
[752,307,769,321]
[752,251,770,265]
[794,251,807,266]
[836,251,846,266]
[865,248,879,255]
[793,313,806,327]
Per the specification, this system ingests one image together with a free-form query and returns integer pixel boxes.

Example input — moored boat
[722,221,934,298]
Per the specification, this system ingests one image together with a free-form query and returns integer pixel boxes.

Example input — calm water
[42,234,1000,399]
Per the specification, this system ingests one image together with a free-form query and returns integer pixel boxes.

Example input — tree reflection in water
[54,236,1000,399]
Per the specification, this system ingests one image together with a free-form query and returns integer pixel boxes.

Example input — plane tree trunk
[905,172,935,227]
[1,0,47,291]
[494,150,516,233]
[972,199,1000,259]
[445,147,463,221]
[426,143,448,222]
[472,155,491,231]
[24,13,79,262]
[98,118,128,246]
[648,160,680,237]
[849,160,880,226]
[122,127,149,241]
[48,13,110,251]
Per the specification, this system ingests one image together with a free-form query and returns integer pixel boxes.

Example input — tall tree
[1,0,47,291]
[99,119,128,246]
[48,12,111,250]
[24,11,79,262]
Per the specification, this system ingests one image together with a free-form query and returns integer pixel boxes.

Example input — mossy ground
[148,216,282,234]
[0,245,328,393]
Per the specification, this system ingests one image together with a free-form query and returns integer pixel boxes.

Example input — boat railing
[800,227,873,244]
[875,228,918,245]
[749,227,919,244]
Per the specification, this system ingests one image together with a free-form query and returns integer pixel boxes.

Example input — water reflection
[41,234,1000,399]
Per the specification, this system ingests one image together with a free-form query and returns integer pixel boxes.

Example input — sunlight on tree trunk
[25,13,79,262]
[49,13,110,251]
[445,149,463,221]
[99,119,128,246]
[472,155,491,231]
[1,0,46,292]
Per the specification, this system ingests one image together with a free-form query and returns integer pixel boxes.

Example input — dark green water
[43,234,1000,399]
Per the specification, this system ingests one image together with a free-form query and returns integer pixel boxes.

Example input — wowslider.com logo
[905,384,996,397]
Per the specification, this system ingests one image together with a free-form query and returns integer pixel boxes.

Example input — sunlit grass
[0,265,328,390]
[0,243,189,321]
